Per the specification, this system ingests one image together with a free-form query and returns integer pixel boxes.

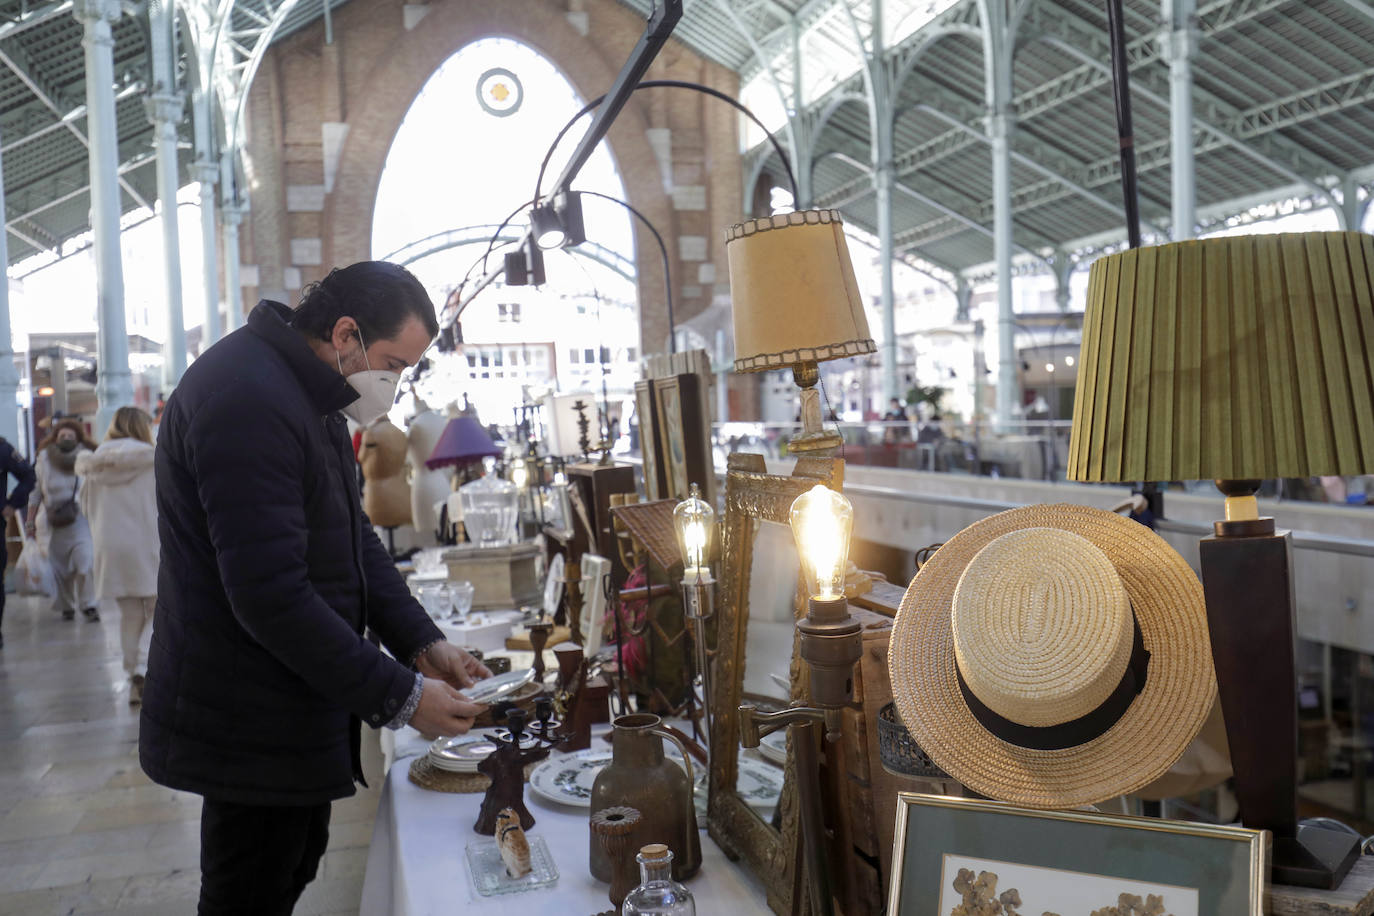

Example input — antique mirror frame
[707,452,845,914]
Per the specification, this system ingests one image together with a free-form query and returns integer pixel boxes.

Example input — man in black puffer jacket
[0,434,34,649]
[142,262,489,915]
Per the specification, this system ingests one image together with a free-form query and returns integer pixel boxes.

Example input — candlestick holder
[474,708,561,834]
[591,806,642,911]
[529,621,554,684]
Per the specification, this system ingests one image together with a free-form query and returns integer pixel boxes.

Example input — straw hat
[889,504,1216,808]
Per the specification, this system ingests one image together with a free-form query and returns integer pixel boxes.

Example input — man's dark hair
[291,261,439,344]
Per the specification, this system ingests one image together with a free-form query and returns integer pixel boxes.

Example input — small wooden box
[565,463,636,583]
[441,541,541,610]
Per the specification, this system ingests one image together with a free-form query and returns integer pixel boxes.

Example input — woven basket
[876,702,951,781]
[408,755,492,793]
[408,755,540,794]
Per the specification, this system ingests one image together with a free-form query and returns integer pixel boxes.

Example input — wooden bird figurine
[495,808,531,878]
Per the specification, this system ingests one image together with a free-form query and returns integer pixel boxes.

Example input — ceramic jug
[589,714,702,883]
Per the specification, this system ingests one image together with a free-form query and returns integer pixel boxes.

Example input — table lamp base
[1274,826,1361,890]
[1201,480,1358,890]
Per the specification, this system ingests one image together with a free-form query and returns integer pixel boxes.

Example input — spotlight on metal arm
[533,191,587,250]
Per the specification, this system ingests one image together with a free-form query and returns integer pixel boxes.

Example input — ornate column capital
[144,92,184,128]
[73,0,121,25]
[873,162,894,191]
[984,108,1017,142]
[1158,21,1198,63]
[192,160,218,186]
[222,203,244,226]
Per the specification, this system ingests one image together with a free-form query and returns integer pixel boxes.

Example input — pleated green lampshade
[1067,231,1374,483]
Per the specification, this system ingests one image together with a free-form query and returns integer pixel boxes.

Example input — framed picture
[653,374,713,504]
[634,380,666,501]
[889,794,1266,916]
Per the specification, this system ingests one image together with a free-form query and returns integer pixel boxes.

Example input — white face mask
[337,328,401,427]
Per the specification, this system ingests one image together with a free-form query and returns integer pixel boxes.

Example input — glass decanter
[458,457,518,546]
[622,845,695,915]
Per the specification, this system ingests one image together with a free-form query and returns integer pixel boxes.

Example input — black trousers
[198,798,332,916]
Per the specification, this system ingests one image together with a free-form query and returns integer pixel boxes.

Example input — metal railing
[714,419,1087,481]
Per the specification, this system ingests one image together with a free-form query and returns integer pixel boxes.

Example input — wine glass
[450,581,476,625]
[418,583,445,621]
[432,583,453,622]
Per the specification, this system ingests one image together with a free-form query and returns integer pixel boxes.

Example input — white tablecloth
[360,728,771,915]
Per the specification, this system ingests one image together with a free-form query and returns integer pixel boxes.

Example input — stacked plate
[427,734,503,774]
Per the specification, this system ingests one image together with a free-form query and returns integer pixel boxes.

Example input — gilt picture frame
[707,451,845,915]
[889,793,1267,916]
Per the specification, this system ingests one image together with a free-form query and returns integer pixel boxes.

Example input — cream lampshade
[1066,230,1374,890]
[726,209,876,453]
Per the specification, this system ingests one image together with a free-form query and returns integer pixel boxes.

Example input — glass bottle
[622,844,696,915]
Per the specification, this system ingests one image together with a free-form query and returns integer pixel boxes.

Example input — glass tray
[465,834,559,896]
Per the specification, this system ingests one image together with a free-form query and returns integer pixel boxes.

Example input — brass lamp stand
[788,362,842,455]
[739,484,861,916]
[680,574,715,746]
[675,483,719,746]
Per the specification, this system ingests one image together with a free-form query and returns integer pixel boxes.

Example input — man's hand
[2,506,13,522]
[409,678,486,738]
[417,641,492,690]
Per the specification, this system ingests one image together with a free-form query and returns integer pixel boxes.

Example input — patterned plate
[528,749,782,811]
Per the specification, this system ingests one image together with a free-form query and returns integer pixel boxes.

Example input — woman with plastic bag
[78,407,158,703]
[27,418,98,622]
[0,434,35,649]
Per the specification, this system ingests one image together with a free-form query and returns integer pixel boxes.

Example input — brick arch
[323,0,674,348]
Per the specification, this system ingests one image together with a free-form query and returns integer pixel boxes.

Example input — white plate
[429,734,501,772]
[528,749,781,811]
[759,729,787,766]
[463,668,536,705]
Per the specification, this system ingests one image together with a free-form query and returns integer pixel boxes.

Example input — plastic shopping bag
[16,536,54,597]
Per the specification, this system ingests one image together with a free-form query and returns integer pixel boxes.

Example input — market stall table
[361,726,771,915]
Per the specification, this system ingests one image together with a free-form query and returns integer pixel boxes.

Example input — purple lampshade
[426,416,502,469]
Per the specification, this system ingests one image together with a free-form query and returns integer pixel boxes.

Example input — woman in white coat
[77,407,158,703]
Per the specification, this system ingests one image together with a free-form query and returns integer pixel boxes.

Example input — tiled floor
[0,594,383,915]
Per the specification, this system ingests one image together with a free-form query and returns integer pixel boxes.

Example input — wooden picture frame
[707,452,845,915]
[889,793,1267,916]
[634,379,667,501]
[653,374,714,504]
